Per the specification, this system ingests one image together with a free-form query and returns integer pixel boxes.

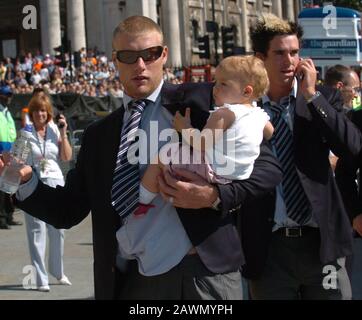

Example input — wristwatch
[306,91,321,103]
[211,196,221,210]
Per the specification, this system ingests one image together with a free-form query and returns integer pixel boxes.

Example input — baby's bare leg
[139,156,164,204]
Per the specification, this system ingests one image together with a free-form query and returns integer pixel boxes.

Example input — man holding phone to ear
[246,13,362,300]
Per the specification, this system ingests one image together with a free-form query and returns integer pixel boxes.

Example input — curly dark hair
[249,13,304,56]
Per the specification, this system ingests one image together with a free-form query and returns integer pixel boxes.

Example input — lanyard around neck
[35,126,47,158]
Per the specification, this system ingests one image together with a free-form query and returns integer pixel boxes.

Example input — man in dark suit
[246,13,362,299]
[324,65,360,113]
[324,65,361,170]
[335,107,362,237]
[335,107,362,298]
[0,16,282,300]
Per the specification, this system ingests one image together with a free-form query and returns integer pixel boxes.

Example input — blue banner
[302,39,357,49]
[301,39,358,57]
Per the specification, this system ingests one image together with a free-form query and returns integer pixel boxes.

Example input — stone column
[177,0,191,66]
[294,0,301,18]
[103,0,124,57]
[126,0,149,17]
[223,0,228,26]
[257,0,264,12]
[161,0,182,67]
[84,0,106,53]
[67,0,87,51]
[272,0,283,18]
[148,0,158,22]
[40,0,61,55]
[240,0,249,52]
[286,0,295,21]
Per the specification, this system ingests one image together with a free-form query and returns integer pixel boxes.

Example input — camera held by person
[55,113,65,129]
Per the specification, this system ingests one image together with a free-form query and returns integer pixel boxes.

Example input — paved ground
[0,210,94,300]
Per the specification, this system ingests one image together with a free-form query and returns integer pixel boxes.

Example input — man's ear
[162,46,168,66]
[336,81,344,90]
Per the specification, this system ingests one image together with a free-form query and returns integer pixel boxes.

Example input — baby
[136,55,273,214]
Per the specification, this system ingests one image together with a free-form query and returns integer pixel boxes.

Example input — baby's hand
[173,108,192,132]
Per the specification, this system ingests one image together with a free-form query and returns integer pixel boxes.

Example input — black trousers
[118,254,243,300]
[249,228,351,300]
[0,191,14,224]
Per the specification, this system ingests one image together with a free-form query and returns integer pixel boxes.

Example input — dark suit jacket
[16,82,282,299]
[244,85,362,280]
[335,108,362,224]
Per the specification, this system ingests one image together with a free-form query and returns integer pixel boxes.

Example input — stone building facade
[0,0,302,66]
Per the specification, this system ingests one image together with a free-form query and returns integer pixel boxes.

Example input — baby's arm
[175,107,235,151]
[263,121,274,140]
[173,108,193,132]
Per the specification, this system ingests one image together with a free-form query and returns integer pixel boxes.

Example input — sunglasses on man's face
[114,46,164,64]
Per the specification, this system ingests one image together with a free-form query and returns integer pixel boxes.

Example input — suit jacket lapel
[105,104,125,190]
[102,104,125,229]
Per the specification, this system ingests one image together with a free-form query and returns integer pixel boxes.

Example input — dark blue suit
[335,108,362,225]
[247,85,362,299]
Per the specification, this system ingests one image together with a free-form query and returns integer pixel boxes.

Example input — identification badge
[39,158,50,178]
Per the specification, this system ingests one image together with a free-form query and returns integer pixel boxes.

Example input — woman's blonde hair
[217,55,270,99]
[28,91,54,124]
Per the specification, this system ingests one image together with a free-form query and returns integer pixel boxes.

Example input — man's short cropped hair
[324,65,352,87]
[249,13,303,56]
[112,16,164,46]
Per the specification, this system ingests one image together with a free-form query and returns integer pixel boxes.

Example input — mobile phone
[298,58,304,81]
[55,114,65,128]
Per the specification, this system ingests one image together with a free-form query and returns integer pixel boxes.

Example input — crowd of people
[0,48,184,97]
[1,12,362,301]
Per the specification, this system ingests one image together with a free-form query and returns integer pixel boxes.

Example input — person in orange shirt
[33,59,43,73]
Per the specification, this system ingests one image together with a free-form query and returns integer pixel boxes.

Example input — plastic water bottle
[0,123,33,194]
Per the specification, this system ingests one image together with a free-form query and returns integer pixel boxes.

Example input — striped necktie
[111,99,147,220]
[269,99,312,225]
